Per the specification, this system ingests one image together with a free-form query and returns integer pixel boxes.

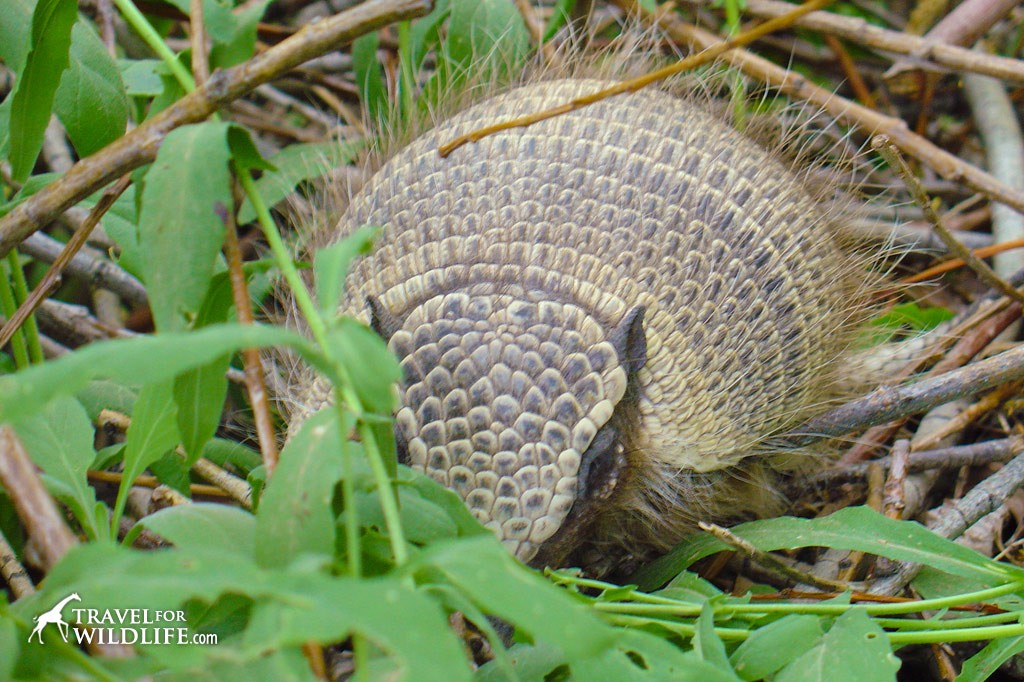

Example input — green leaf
[327,318,402,416]
[315,225,378,319]
[695,601,737,676]
[11,397,103,540]
[172,271,235,463]
[447,0,530,77]
[119,58,165,97]
[173,357,229,465]
[573,629,740,681]
[7,0,77,181]
[255,409,344,569]
[352,32,389,126]
[956,635,1024,682]
[237,140,363,223]
[631,507,1024,591]
[13,543,470,680]
[113,380,180,529]
[0,323,320,424]
[227,124,275,173]
[142,504,255,558]
[412,536,616,662]
[730,615,825,681]
[54,18,129,157]
[0,0,33,73]
[398,466,489,537]
[75,380,139,420]
[139,121,232,332]
[775,609,900,682]
[208,0,271,69]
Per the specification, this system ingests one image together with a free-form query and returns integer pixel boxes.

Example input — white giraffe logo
[28,593,81,644]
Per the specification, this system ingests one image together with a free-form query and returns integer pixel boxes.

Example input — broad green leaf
[255,409,344,569]
[476,642,566,682]
[75,380,139,420]
[54,19,128,157]
[0,0,33,72]
[139,121,232,332]
[315,225,378,318]
[775,609,900,682]
[398,466,489,537]
[356,487,456,544]
[119,58,164,97]
[0,612,17,681]
[956,635,1024,682]
[237,140,363,223]
[352,32,389,126]
[631,507,1024,591]
[13,543,469,680]
[7,0,77,181]
[227,125,275,173]
[447,0,530,77]
[173,270,235,463]
[730,615,825,681]
[208,0,271,69]
[142,504,255,558]
[327,318,401,415]
[412,536,616,662]
[173,358,229,465]
[113,380,180,528]
[161,0,269,69]
[243,573,472,682]
[0,323,321,423]
[573,629,739,681]
[11,397,102,539]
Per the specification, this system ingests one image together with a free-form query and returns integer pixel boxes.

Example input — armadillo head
[374,292,646,565]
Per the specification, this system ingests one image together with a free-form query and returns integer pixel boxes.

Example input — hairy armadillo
[292,78,874,573]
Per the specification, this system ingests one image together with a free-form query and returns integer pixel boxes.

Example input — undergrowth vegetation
[0,0,1023,680]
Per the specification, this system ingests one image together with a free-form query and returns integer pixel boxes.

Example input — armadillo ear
[367,296,403,342]
[609,305,647,377]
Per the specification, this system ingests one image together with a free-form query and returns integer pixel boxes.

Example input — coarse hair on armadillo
[277,31,899,574]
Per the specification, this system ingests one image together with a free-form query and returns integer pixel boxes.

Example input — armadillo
[291,78,874,573]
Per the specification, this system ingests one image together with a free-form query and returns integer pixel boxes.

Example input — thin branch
[785,339,1024,446]
[0,176,132,351]
[699,522,855,592]
[873,136,1024,306]
[222,196,279,476]
[718,0,1024,84]
[438,0,834,157]
[615,1,1024,217]
[0,426,77,571]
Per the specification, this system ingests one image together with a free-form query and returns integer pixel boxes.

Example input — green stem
[876,611,1024,631]
[888,621,1024,645]
[0,260,29,369]
[605,613,751,641]
[240,168,408,564]
[6,251,43,363]
[110,0,196,93]
[592,583,1024,619]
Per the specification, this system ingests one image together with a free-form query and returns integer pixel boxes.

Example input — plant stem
[0,261,29,369]
[5,252,43,364]
[111,0,196,92]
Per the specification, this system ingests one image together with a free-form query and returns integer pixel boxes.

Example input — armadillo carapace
[296,78,871,571]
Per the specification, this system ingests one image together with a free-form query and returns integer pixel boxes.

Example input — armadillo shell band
[391,292,628,561]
